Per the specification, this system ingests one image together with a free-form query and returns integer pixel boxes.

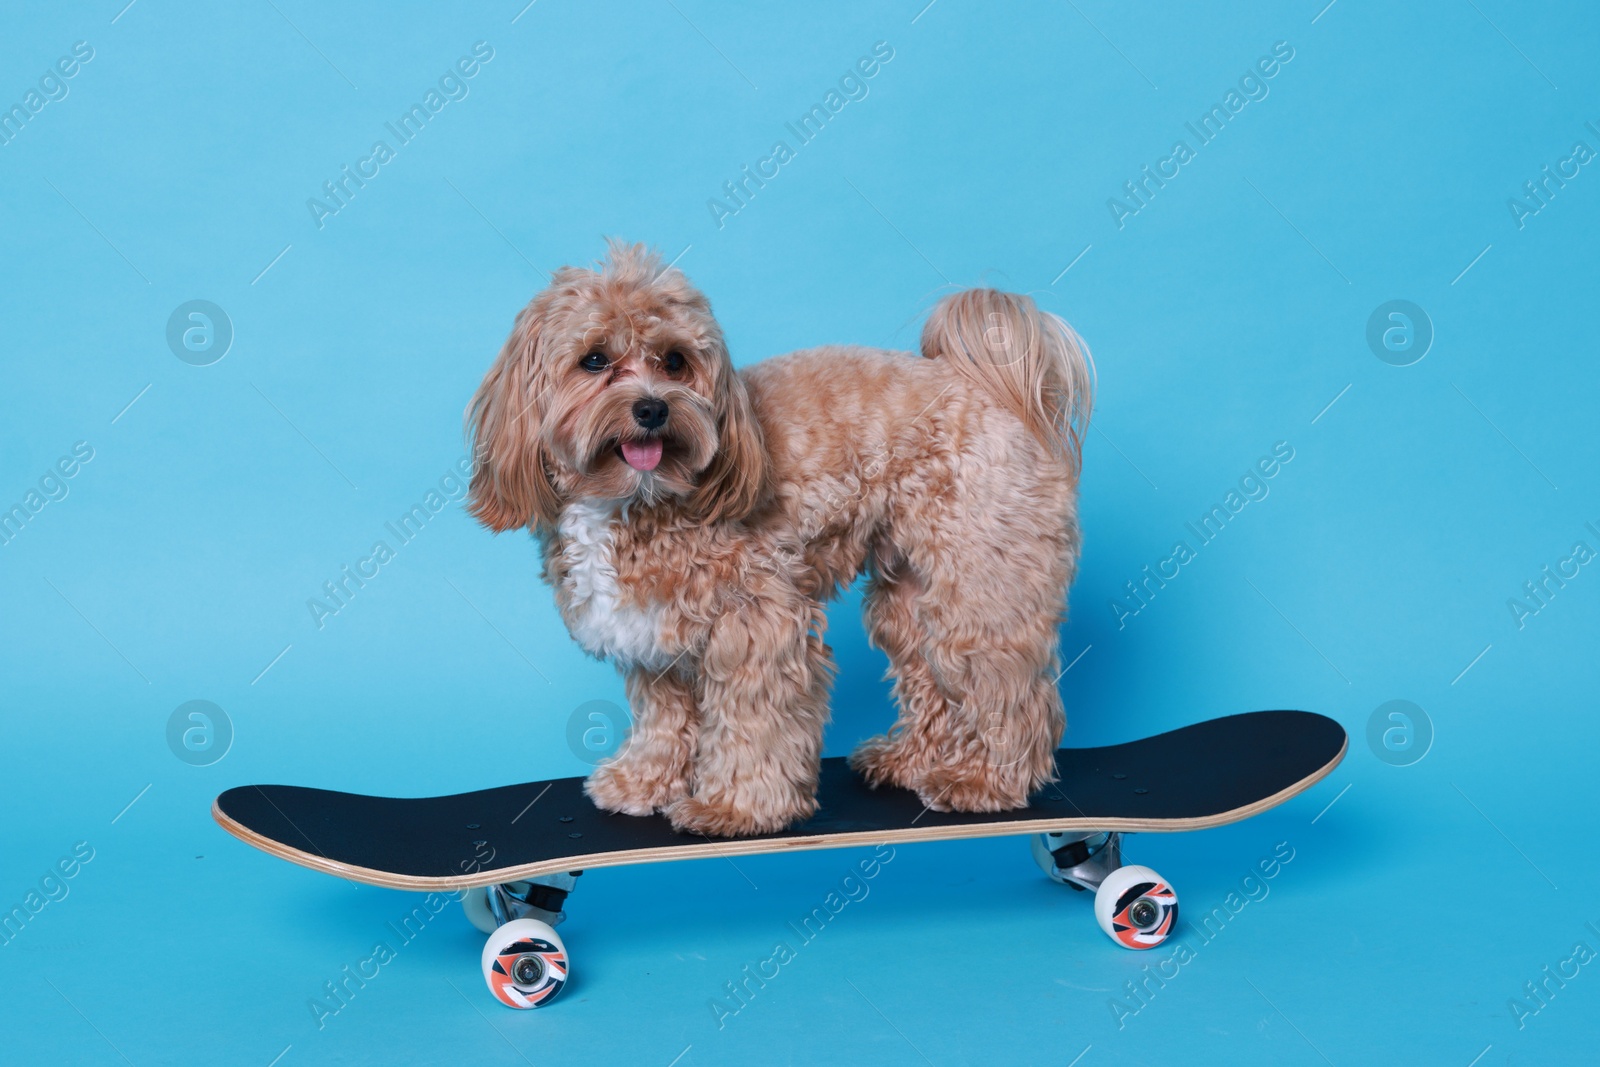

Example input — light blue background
[2,1,1597,1063]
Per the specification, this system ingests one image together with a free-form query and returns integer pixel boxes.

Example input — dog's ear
[466,299,563,531]
[689,361,766,523]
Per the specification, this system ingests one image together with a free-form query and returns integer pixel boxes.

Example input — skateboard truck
[467,872,581,931]
[1033,830,1122,892]
[1032,831,1180,950]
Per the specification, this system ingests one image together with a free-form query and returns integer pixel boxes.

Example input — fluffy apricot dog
[467,243,1092,837]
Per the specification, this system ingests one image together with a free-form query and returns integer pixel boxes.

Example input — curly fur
[467,241,1092,837]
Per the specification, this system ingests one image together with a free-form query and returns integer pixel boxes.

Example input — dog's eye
[579,351,609,373]
[663,350,687,375]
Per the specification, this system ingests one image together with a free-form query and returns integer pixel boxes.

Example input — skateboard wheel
[463,887,498,934]
[1093,865,1178,950]
[482,918,568,1009]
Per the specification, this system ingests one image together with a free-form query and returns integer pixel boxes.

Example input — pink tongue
[621,439,664,472]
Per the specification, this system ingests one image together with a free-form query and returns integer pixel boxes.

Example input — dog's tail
[920,289,1094,473]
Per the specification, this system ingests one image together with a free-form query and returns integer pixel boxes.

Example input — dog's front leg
[666,596,833,837]
[584,667,698,816]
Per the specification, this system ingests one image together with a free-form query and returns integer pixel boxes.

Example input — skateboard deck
[214,710,1346,891]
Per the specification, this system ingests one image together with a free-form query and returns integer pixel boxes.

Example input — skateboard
[213,709,1346,1009]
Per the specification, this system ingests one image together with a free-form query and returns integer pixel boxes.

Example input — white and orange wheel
[462,887,497,934]
[481,918,569,1008]
[1093,865,1178,950]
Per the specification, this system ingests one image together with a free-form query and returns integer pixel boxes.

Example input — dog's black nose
[632,398,668,430]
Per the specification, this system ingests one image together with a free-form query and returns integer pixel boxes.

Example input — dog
[467,242,1092,837]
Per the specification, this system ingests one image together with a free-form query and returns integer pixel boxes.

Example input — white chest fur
[556,501,670,670]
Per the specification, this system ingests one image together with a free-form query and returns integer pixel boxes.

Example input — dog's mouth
[616,437,665,473]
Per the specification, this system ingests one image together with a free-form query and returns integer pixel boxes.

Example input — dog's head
[467,241,765,531]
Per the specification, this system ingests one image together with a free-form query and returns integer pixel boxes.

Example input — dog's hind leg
[849,564,951,795]
[904,599,1067,812]
[909,545,1071,813]
[889,456,1077,813]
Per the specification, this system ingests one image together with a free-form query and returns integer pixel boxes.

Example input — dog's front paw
[584,760,683,817]
[665,793,814,838]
